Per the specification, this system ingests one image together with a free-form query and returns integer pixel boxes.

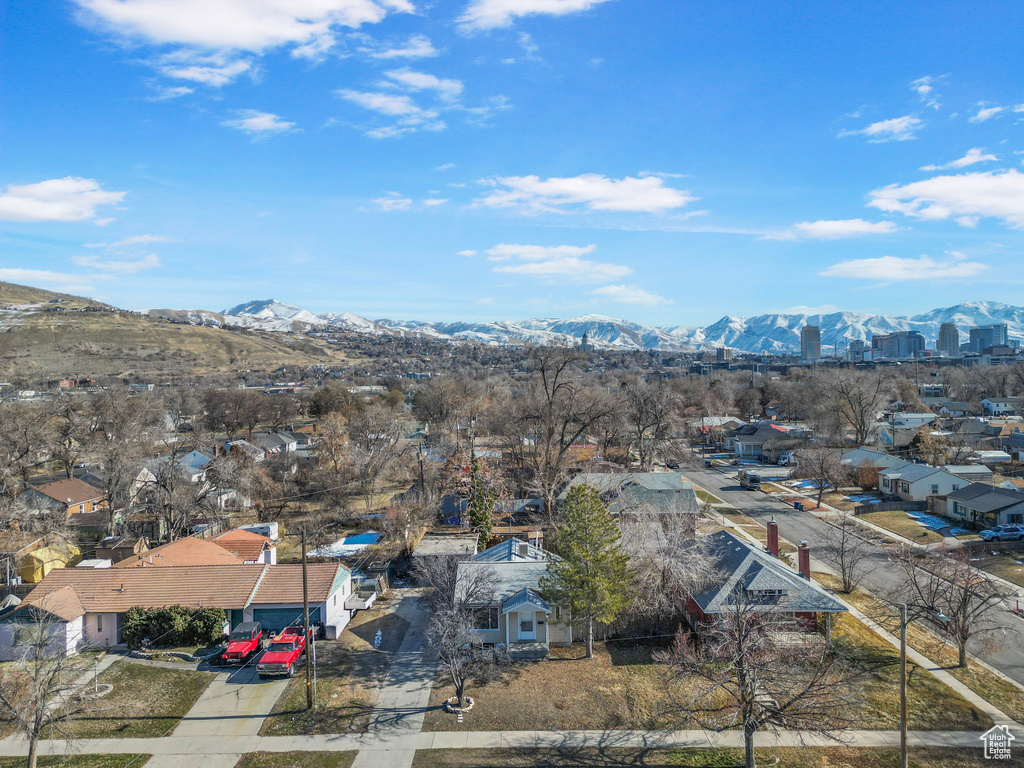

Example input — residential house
[983,398,1024,416]
[945,484,1024,528]
[942,465,993,484]
[222,440,265,463]
[95,536,148,564]
[877,462,966,502]
[112,536,245,568]
[0,561,353,657]
[0,587,85,661]
[213,528,276,564]
[724,421,808,461]
[840,448,905,471]
[938,402,972,417]
[1002,433,1024,461]
[457,538,572,659]
[20,478,104,516]
[685,530,846,635]
[559,472,700,515]
[254,432,299,456]
[999,479,1024,493]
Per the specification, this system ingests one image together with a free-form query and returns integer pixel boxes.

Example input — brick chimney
[797,541,811,580]
[766,517,779,557]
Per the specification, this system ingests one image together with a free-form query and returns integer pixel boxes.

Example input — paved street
[682,461,1024,686]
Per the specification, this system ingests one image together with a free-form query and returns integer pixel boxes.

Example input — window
[931,485,939,495]
[1009,514,1023,524]
[474,607,499,631]
[96,614,103,632]
[333,595,337,607]
[553,606,561,622]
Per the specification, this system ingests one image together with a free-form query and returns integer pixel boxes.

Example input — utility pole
[302,526,314,711]
[899,602,908,768]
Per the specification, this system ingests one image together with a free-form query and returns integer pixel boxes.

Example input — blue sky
[4,0,1024,327]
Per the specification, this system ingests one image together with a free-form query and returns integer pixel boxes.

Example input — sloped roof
[16,585,86,621]
[879,461,951,483]
[22,565,267,612]
[114,537,245,568]
[27,478,103,505]
[214,528,272,562]
[469,538,552,563]
[840,448,901,468]
[560,472,699,514]
[252,563,348,604]
[460,539,559,602]
[947,483,1024,513]
[502,587,551,614]
[690,531,846,615]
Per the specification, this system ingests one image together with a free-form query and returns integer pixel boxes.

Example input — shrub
[120,606,227,649]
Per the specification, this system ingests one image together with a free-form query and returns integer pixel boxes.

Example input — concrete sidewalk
[0,727,998,758]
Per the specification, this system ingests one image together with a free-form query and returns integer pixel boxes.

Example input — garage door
[252,607,321,635]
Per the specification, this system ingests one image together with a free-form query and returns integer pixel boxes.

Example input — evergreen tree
[540,484,630,658]
[466,454,495,549]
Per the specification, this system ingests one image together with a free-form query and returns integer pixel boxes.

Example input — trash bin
[794,502,803,511]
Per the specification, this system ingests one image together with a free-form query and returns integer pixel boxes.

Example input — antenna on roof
[118,583,125,592]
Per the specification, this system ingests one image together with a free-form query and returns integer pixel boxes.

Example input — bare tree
[812,369,892,445]
[622,377,679,470]
[0,401,50,498]
[415,555,497,707]
[620,511,718,621]
[661,590,866,768]
[793,446,845,510]
[821,513,873,593]
[0,599,89,768]
[492,346,617,518]
[890,547,1007,667]
[347,403,405,510]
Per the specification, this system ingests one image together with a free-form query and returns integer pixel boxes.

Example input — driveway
[171,662,290,738]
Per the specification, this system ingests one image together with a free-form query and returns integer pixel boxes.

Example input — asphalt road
[681,460,1024,687]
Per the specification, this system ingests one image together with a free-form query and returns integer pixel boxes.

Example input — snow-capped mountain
[156,298,1024,354]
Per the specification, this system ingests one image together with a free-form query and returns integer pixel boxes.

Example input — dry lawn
[411,747,992,768]
[0,757,151,768]
[423,641,677,732]
[829,613,992,731]
[260,598,410,735]
[58,660,214,739]
[235,753,355,768]
[973,551,1024,588]
[859,511,945,545]
[817,572,1024,724]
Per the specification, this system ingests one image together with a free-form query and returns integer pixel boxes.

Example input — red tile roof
[113,537,245,568]
[214,528,272,562]
[253,564,344,604]
[29,478,103,505]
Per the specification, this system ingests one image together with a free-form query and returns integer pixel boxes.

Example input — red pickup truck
[256,626,308,679]
[220,622,264,666]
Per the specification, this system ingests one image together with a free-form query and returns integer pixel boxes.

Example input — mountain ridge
[156,297,1024,354]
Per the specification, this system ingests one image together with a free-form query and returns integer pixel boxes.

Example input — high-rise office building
[871,331,926,358]
[716,346,732,362]
[969,324,1008,354]
[847,339,867,361]
[800,325,821,360]
[937,322,960,357]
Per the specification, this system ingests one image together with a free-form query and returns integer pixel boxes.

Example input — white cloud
[435,163,455,171]
[475,173,696,214]
[589,284,671,306]
[493,256,631,283]
[72,252,161,274]
[458,0,616,30]
[910,75,944,109]
[0,177,126,223]
[819,254,988,281]
[483,243,630,283]
[423,198,448,206]
[383,69,463,101]
[145,84,195,100]
[920,147,998,171]
[372,193,414,211]
[485,243,596,261]
[868,169,1024,228]
[969,105,1006,123]
[221,110,297,136]
[363,34,439,59]
[156,52,253,86]
[75,0,413,54]
[336,89,445,138]
[763,219,898,241]
[84,234,173,249]
[457,249,478,256]
[838,115,923,142]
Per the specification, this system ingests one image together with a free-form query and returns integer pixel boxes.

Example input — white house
[877,461,966,502]
[0,562,352,658]
[982,398,1024,416]
[457,539,572,659]
[0,587,84,661]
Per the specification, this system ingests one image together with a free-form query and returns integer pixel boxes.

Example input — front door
[519,613,536,641]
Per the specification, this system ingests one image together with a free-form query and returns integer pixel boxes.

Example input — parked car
[665,460,680,470]
[979,524,1024,542]
[220,622,264,665]
[256,626,309,679]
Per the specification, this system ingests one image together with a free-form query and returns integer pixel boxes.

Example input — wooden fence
[854,500,928,515]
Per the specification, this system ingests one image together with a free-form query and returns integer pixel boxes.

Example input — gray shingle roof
[691,531,847,615]
[880,462,949,483]
[947,483,1024,514]
[560,472,699,514]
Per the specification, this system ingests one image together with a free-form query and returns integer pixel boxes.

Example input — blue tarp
[907,512,956,532]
